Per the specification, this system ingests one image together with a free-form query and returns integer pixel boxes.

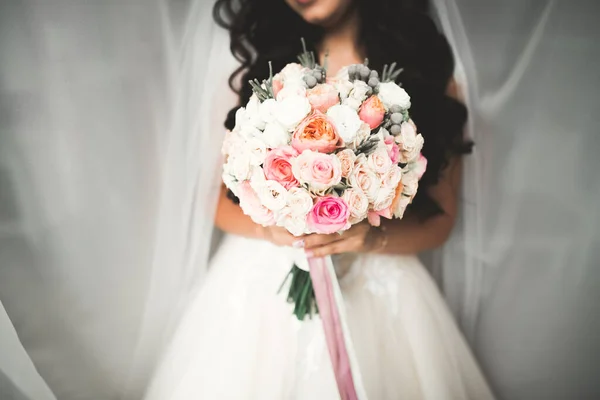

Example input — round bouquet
[222,41,426,320]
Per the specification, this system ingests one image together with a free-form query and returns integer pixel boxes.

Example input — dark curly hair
[213,0,471,219]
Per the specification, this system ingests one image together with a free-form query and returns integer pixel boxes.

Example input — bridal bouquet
[222,41,426,320]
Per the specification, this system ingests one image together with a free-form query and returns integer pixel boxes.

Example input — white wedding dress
[145,233,495,399]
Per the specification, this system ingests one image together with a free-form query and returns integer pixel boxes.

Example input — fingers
[305,240,347,258]
[303,232,344,249]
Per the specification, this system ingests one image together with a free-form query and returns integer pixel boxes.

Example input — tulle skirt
[145,235,494,399]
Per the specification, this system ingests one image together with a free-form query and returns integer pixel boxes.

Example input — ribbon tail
[308,256,368,400]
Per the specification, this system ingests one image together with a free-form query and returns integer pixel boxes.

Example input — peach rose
[263,146,299,190]
[307,83,340,113]
[292,150,342,192]
[358,95,385,130]
[272,76,284,98]
[368,144,393,174]
[342,188,369,224]
[291,111,343,153]
[348,154,379,202]
[336,149,356,178]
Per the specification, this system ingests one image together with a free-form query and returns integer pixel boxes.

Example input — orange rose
[291,111,343,153]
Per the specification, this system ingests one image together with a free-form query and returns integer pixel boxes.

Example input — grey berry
[360,66,370,80]
[390,105,403,113]
[390,113,403,124]
[306,75,317,88]
[390,124,402,135]
[313,70,322,80]
[348,65,357,76]
[369,70,379,79]
[368,77,379,87]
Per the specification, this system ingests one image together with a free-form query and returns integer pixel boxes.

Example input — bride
[146,0,494,398]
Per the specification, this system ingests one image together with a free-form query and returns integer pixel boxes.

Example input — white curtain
[0,0,232,398]
[432,0,600,399]
[1,1,599,400]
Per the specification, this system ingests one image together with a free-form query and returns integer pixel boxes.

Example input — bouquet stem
[280,264,318,320]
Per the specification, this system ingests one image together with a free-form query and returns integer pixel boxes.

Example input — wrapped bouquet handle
[308,255,368,400]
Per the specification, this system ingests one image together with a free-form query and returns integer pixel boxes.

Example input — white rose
[279,63,305,83]
[334,79,353,101]
[261,122,289,148]
[401,133,424,163]
[284,187,313,217]
[222,129,242,156]
[253,179,288,212]
[342,188,369,224]
[368,144,392,174]
[239,122,262,141]
[350,80,370,103]
[259,99,279,124]
[246,137,268,166]
[222,167,239,194]
[343,97,362,111]
[326,104,363,143]
[377,82,411,110]
[276,84,307,101]
[245,94,266,130]
[228,152,253,181]
[276,95,311,131]
[348,154,379,202]
[393,195,411,219]
[401,170,419,199]
[396,120,424,163]
[278,213,308,237]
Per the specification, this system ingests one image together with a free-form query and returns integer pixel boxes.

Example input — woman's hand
[302,222,386,258]
[258,225,304,248]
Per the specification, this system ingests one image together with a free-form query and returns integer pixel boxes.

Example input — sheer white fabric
[431,1,600,398]
[0,0,223,398]
[1,0,599,399]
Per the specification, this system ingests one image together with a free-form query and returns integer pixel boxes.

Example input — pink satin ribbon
[308,256,360,400]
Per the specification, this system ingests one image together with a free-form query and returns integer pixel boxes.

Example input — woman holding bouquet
[146,0,495,398]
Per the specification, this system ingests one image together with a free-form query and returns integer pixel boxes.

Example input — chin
[286,0,352,27]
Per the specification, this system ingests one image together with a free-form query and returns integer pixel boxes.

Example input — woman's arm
[376,155,462,254]
[215,184,300,247]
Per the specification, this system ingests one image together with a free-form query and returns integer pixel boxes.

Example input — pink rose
[415,154,427,179]
[342,188,369,224]
[237,181,276,226]
[291,111,343,154]
[335,149,356,178]
[263,146,299,190]
[384,135,400,164]
[292,150,342,192]
[307,83,340,114]
[307,196,350,234]
[358,95,385,130]
[272,76,284,98]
